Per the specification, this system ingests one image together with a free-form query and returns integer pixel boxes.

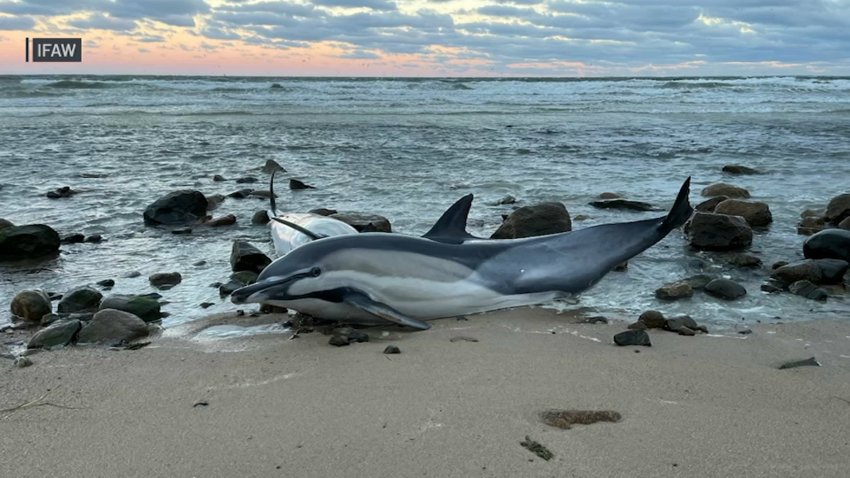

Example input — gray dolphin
[232,178,693,330]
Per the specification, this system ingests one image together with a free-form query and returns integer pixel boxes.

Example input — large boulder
[825,193,850,224]
[0,218,14,230]
[57,286,103,314]
[330,213,392,233]
[27,320,81,348]
[10,289,52,322]
[77,309,148,344]
[230,241,271,273]
[714,199,772,227]
[686,212,753,251]
[695,196,727,212]
[0,224,60,259]
[491,202,571,239]
[700,183,750,199]
[803,229,850,262]
[143,190,208,226]
[99,295,162,322]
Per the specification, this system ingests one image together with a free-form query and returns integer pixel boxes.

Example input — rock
[261,159,286,174]
[309,208,337,216]
[212,174,226,182]
[171,227,192,235]
[57,287,103,314]
[332,327,369,344]
[695,196,728,212]
[96,279,115,288]
[27,320,81,348]
[724,253,762,268]
[839,217,850,230]
[289,179,315,190]
[778,357,820,369]
[490,202,571,239]
[218,280,242,296]
[46,186,76,199]
[0,224,61,259]
[143,190,208,226]
[797,215,826,235]
[40,313,60,326]
[496,195,517,205]
[61,233,85,244]
[248,190,276,199]
[573,214,590,221]
[99,295,162,322]
[149,272,182,289]
[788,280,828,301]
[259,304,287,314]
[251,210,269,225]
[655,281,693,301]
[638,310,666,329]
[200,302,214,309]
[686,212,753,250]
[714,199,772,227]
[588,199,656,211]
[328,336,350,347]
[665,315,699,332]
[824,193,850,224]
[206,194,226,210]
[203,214,237,227]
[684,274,713,290]
[722,164,761,175]
[230,241,271,273]
[10,290,52,322]
[235,176,258,184]
[627,321,647,330]
[330,213,392,233]
[383,345,401,354]
[613,330,651,347]
[231,270,259,285]
[0,218,14,230]
[814,259,849,284]
[771,260,823,285]
[14,356,33,368]
[227,189,254,199]
[803,229,850,262]
[700,183,750,199]
[760,280,784,293]
[677,326,696,336]
[77,309,148,344]
[704,278,747,300]
[84,234,103,243]
[598,192,621,200]
[582,316,609,324]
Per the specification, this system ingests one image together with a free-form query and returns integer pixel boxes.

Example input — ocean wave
[44,79,115,89]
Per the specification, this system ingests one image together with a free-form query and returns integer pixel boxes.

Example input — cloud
[312,0,398,11]
[68,13,137,31]
[0,0,209,27]
[0,15,34,30]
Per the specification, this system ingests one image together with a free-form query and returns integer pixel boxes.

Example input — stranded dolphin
[234,178,693,330]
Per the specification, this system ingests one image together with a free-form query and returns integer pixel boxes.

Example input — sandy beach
[3,308,849,477]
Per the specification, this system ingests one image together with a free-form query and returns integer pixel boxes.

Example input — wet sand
[3,308,850,477]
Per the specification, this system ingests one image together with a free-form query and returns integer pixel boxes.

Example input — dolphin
[234,178,694,330]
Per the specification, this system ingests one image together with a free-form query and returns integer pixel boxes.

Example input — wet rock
[655,281,694,301]
[149,272,182,289]
[638,310,666,329]
[714,199,772,227]
[332,327,369,345]
[248,190,276,199]
[788,280,828,301]
[700,183,751,199]
[77,309,148,344]
[573,214,590,221]
[383,345,401,354]
[219,271,259,296]
[695,196,728,212]
[797,215,826,235]
[227,189,254,199]
[259,304,287,314]
[96,279,115,288]
[171,227,192,235]
[84,234,103,243]
[40,313,60,326]
[814,259,849,284]
[289,178,315,190]
[0,218,14,230]
[598,192,621,200]
[722,164,761,175]
[771,261,789,270]
[206,194,226,210]
[490,202,571,239]
[723,253,762,268]
[10,290,52,322]
[99,295,162,322]
[212,174,226,182]
[582,316,609,324]
[143,190,208,226]
[328,336,350,347]
[676,326,696,336]
[613,329,651,347]
[261,159,286,174]
[57,287,102,314]
[839,217,850,230]
[684,274,713,290]
[203,214,237,227]
[778,356,820,370]
[704,278,747,300]
[235,176,258,184]
[627,321,647,330]
[686,212,753,250]
[589,199,657,211]
[496,195,516,205]
[771,260,823,286]
[309,208,337,216]
[27,320,81,348]
[330,213,392,233]
[665,315,699,333]
[200,302,214,309]
[803,229,850,262]
[825,193,850,224]
[760,280,784,293]
[251,210,269,225]
[0,224,61,259]
[46,186,76,199]
[230,241,271,273]
[61,233,85,244]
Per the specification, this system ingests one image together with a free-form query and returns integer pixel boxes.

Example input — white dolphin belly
[269,212,358,256]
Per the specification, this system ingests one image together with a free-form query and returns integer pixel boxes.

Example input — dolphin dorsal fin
[423,194,479,244]
[270,217,327,240]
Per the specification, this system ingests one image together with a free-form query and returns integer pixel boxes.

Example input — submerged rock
[330,213,392,233]
[0,224,61,259]
[722,164,762,175]
[203,214,237,227]
[686,212,753,251]
[77,309,149,344]
[289,178,315,190]
[57,287,103,314]
[46,186,77,199]
[704,278,747,300]
[655,281,694,301]
[10,290,52,322]
[588,199,656,211]
[28,320,81,348]
[0,218,14,230]
[803,229,850,262]
[149,272,182,289]
[723,253,762,268]
[143,190,208,226]
[230,241,271,273]
[814,259,849,284]
[490,202,571,239]
[700,183,750,199]
[714,199,772,227]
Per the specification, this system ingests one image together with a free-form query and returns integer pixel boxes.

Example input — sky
[0,0,849,76]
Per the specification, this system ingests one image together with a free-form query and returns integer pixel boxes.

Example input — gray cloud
[0,0,208,27]
[0,15,35,30]
[312,0,397,11]
[68,13,137,31]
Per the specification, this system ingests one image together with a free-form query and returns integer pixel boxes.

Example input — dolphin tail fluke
[659,177,693,233]
[423,194,479,244]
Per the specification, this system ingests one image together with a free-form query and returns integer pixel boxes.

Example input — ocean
[1,75,848,335]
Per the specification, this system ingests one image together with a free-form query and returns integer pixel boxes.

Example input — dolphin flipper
[270,217,328,240]
[344,289,431,330]
[423,194,483,244]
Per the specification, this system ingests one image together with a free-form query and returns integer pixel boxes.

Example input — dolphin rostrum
[233,178,694,330]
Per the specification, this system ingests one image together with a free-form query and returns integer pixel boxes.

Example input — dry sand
[3,308,850,477]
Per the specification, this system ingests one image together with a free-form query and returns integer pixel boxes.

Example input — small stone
[676,326,696,336]
[539,409,622,429]
[84,234,103,243]
[496,195,516,205]
[724,253,762,268]
[613,261,628,272]
[231,241,271,273]
[665,315,699,332]
[779,357,820,370]
[61,233,85,244]
[203,214,237,227]
[10,290,52,323]
[589,199,656,211]
[788,280,828,301]
[760,281,784,293]
[251,210,269,225]
[797,215,826,235]
[722,164,761,175]
[309,208,337,216]
[655,281,694,301]
[738,329,753,335]
[235,176,258,184]
[329,336,350,347]
[57,287,103,314]
[200,302,214,309]
[383,345,401,354]
[289,178,315,190]
[212,174,226,182]
[704,278,747,300]
[330,213,392,233]
[149,272,182,289]
[333,327,369,343]
[613,329,651,346]
[97,279,115,288]
[227,189,254,199]
[14,356,33,368]
[684,274,713,290]
[449,336,479,343]
[582,316,609,324]
[171,227,192,235]
[598,192,621,199]
[638,310,666,329]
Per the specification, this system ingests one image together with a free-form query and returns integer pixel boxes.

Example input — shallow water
[1,75,848,332]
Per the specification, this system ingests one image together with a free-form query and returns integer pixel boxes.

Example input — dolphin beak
[231,276,295,304]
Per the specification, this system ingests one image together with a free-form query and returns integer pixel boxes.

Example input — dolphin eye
[310,267,322,277]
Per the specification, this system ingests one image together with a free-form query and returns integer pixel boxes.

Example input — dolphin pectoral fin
[343,289,431,330]
[270,217,328,240]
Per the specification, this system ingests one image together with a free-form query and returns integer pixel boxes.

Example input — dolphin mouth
[230,271,314,304]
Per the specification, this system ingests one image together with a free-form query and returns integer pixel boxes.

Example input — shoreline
[3,308,849,477]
